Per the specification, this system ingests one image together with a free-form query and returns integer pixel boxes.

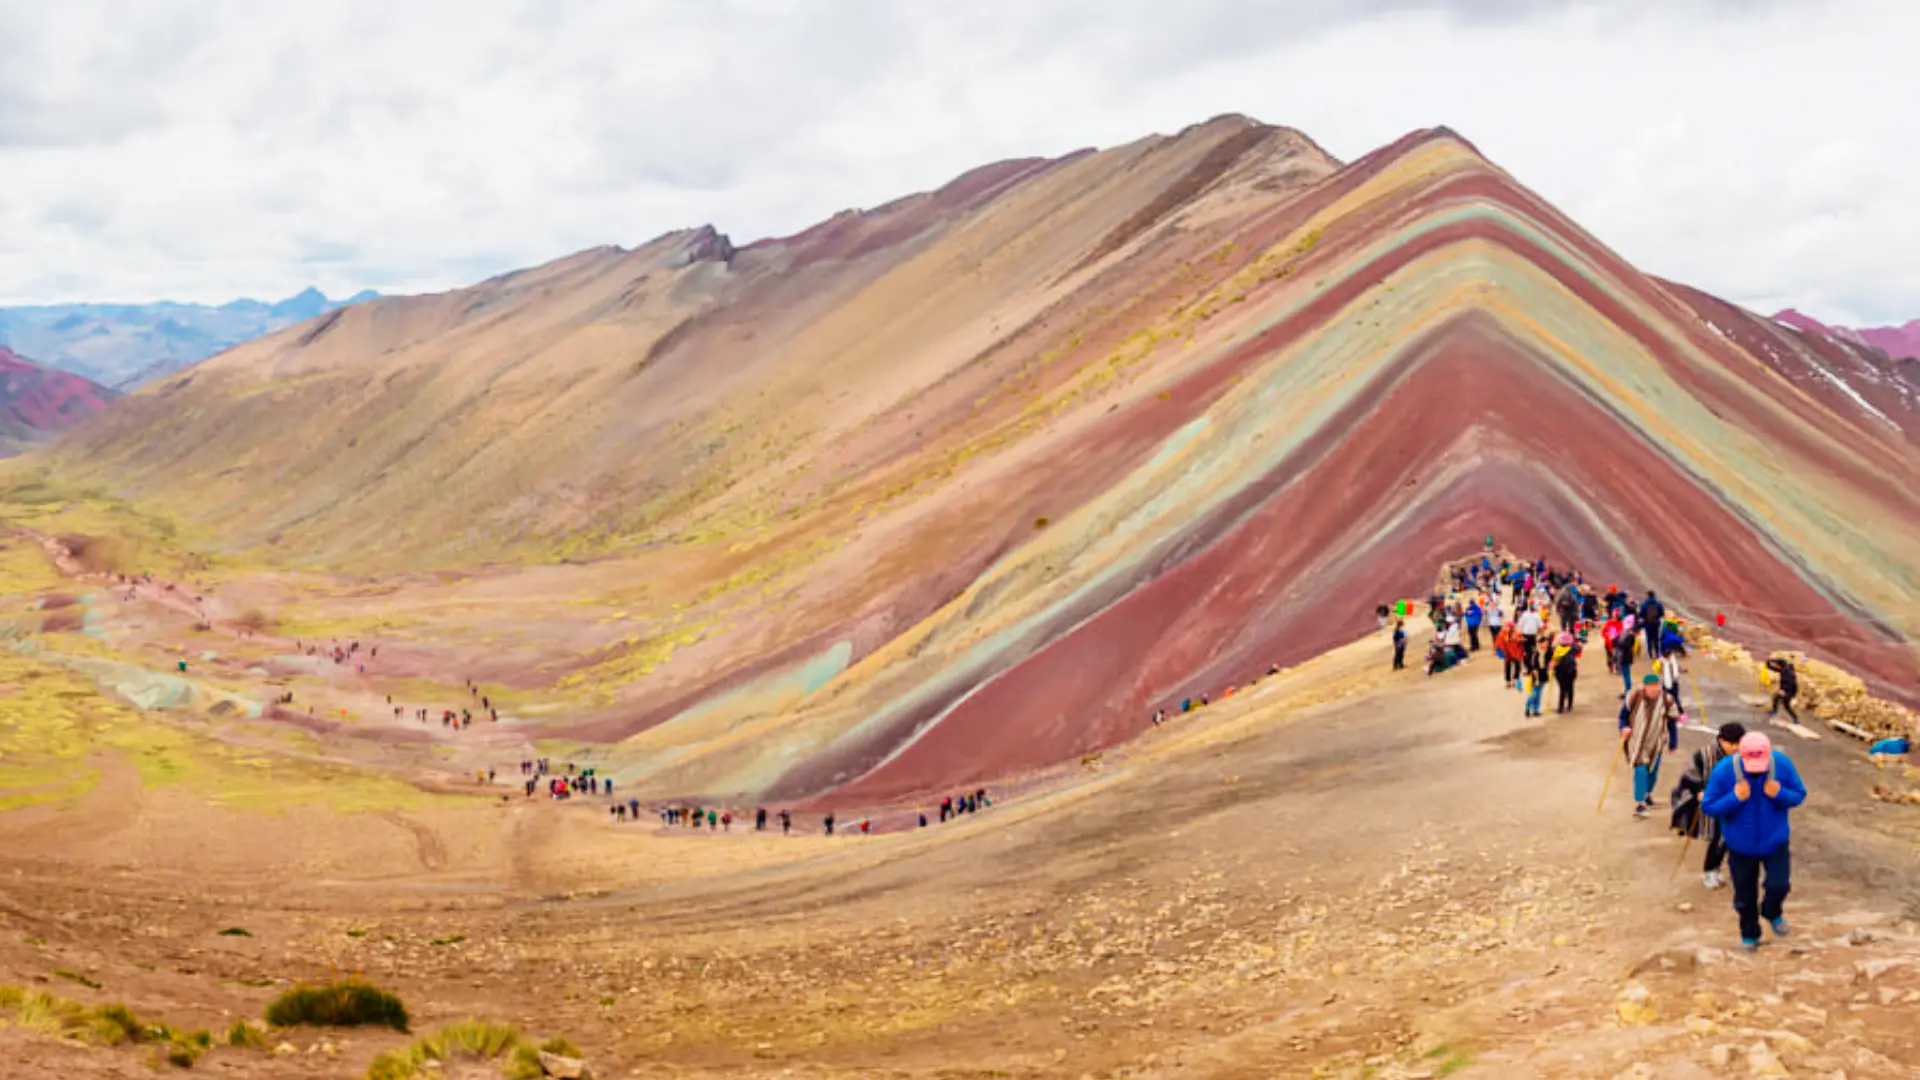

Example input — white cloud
[0,0,1912,325]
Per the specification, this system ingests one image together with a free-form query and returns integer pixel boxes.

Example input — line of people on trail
[1426,553,1811,955]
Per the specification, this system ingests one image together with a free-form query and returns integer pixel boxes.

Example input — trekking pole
[1668,808,1696,883]
[1597,740,1623,813]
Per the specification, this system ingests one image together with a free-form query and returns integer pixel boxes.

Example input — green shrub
[265,981,409,1033]
[216,927,252,937]
[226,1018,266,1048]
[92,1003,164,1045]
[54,968,101,989]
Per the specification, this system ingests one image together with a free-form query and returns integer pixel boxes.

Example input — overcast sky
[0,0,1912,324]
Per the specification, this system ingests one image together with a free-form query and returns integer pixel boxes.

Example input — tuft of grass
[345,928,368,938]
[265,981,409,1033]
[15,989,89,1038]
[368,1019,538,1080]
[54,968,101,989]
[93,1003,160,1045]
[216,927,252,937]
[507,1037,582,1080]
[1437,1052,1474,1076]
[428,934,465,947]
[0,984,204,1066]
[227,1018,266,1048]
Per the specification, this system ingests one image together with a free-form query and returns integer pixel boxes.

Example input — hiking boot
[1770,918,1790,937]
[1703,870,1723,890]
[1633,802,1649,819]
[1741,938,1762,953]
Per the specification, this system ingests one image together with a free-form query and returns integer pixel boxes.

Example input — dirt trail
[0,616,1912,1078]
[1,545,1916,1077]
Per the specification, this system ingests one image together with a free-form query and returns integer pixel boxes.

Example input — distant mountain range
[0,287,378,389]
[0,346,114,456]
[1773,309,1920,362]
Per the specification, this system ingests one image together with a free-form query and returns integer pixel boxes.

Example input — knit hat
[1556,632,1573,646]
[1738,731,1773,771]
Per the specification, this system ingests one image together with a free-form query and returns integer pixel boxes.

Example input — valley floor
[1,590,1917,1078]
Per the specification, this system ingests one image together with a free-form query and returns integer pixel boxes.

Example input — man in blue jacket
[1702,732,1808,951]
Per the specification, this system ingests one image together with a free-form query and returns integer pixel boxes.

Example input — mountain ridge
[0,287,380,388]
[0,346,114,456]
[1773,307,1920,362]
[21,115,1920,806]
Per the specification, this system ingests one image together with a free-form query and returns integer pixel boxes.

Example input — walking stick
[1669,804,1696,883]
[1598,736,1623,813]
[1687,667,1709,728]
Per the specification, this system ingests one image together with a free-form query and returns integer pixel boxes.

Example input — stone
[1747,1040,1789,1076]
[539,1050,593,1079]
[273,1042,297,1056]
[1853,958,1913,983]
[1616,981,1657,1026]
[1686,1016,1719,1036]
[1710,1044,1734,1068]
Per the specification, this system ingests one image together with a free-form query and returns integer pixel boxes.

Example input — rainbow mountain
[30,116,1920,806]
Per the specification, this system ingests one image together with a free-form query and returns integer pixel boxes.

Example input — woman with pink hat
[1701,732,1808,952]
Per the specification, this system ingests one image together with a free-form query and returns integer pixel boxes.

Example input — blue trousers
[1632,758,1661,803]
[1620,662,1633,696]
[1728,844,1791,942]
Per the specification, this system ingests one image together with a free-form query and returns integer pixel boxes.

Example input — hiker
[1391,620,1407,671]
[1621,673,1677,818]
[1551,632,1580,713]
[1464,599,1483,651]
[824,814,835,836]
[919,813,928,827]
[629,798,639,819]
[780,809,792,834]
[1612,616,1639,698]
[1659,618,1687,660]
[1491,620,1518,688]
[1522,647,1547,718]
[1515,604,1543,669]
[1638,591,1665,659]
[721,811,732,832]
[756,807,767,831]
[1702,732,1806,951]
[1600,611,1623,673]
[1657,654,1688,724]
[707,809,718,831]
[1671,722,1746,889]
[860,819,871,834]
[1765,657,1800,722]
[1555,582,1579,633]
[939,796,952,823]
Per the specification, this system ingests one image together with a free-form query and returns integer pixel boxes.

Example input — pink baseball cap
[1738,731,1773,770]
[1556,632,1574,646]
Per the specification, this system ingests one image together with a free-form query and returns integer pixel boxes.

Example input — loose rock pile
[1683,624,1916,740]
